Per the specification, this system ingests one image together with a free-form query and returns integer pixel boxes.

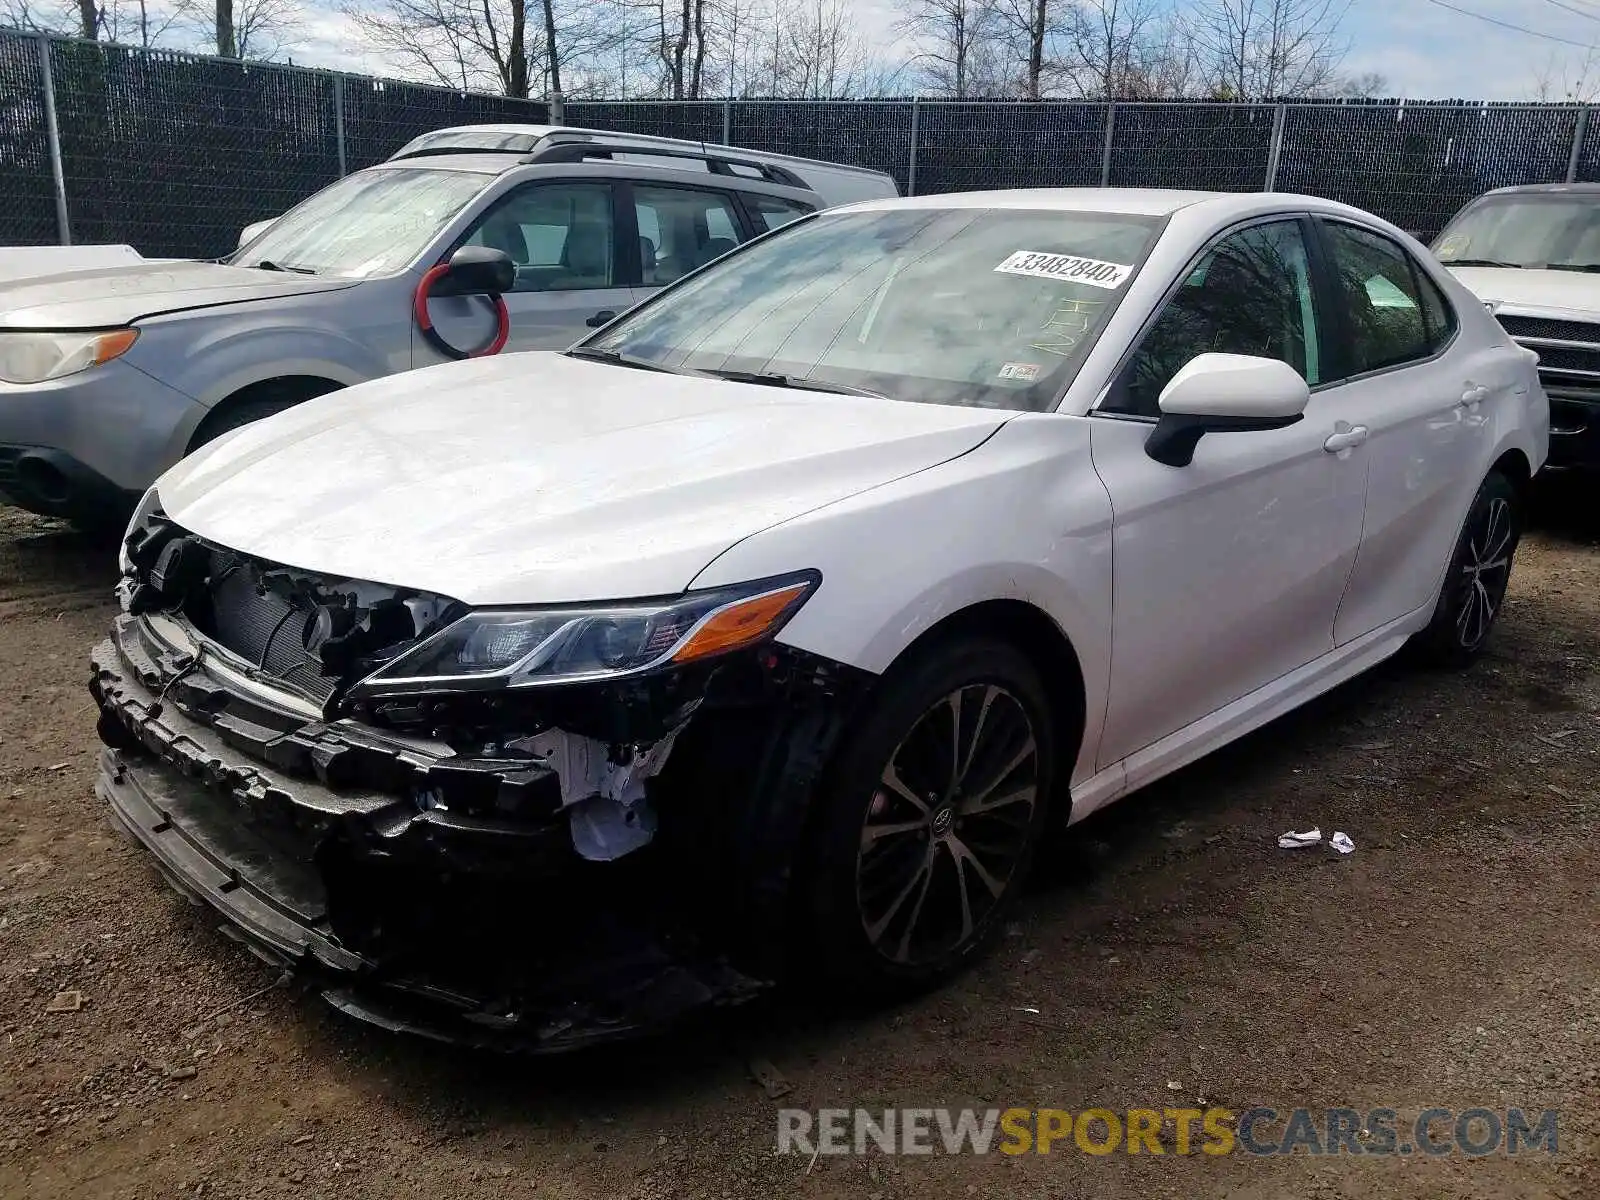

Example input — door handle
[586,310,617,328]
[1323,425,1370,453]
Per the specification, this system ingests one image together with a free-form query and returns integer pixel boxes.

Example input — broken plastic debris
[748,1057,792,1099]
[1277,827,1322,849]
[1330,831,1355,855]
[520,726,685,861]
[567,791,659,861]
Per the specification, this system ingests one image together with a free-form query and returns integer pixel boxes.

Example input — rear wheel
[799,637,1057,995]
[1413,471,1521,668]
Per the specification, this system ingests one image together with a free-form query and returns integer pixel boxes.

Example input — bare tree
[97,0,184,44]
[1064,0,1162,98]
[174,0,295,57]
[771,0,880,97]
[1533,50,1600,104]
[989,0,1072,98]
[1194,0,1349,100]
[1324,68,1388,98]
[0,0,80,34]
[346,0,538,94]
[895,0,1008,98]
[896,0,1004,98]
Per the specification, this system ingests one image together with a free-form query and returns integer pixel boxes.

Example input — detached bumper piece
[90,623,766,1051]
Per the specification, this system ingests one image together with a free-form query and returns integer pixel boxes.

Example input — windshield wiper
[1547,262,1600,273]
[250,260,317,275]
[701,368,887,398]
[1441,257,1523,269]
[565,346,681,374]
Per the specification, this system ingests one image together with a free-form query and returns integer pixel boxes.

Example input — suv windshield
[585,207,1164,411]
[392,130,542,159]
[232,167,489,278]
[1434,194,1600,271]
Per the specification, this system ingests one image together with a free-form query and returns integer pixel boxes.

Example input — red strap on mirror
[413,263,511,360]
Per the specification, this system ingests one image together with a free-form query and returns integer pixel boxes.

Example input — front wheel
[798,637,1058,995]
[1413,471,1521,668]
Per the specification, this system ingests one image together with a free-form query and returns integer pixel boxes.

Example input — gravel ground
[0,492,1597,1200]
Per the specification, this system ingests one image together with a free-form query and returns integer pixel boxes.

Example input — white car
[93,189,1546,1048]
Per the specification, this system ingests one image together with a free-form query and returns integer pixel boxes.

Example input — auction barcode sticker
[994,251,1133,290]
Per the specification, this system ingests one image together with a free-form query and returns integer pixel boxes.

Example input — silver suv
[0,127,897,526]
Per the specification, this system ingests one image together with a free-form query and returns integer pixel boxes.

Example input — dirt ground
[1,490,1598,1200]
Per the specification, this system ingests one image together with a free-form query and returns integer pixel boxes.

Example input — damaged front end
[91,505,863,1049]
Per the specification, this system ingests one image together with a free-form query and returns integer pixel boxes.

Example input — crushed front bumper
[90,621,768,1051]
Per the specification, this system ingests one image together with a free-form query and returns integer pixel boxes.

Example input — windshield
[1434,194,1600,271]
[393,130,542,159]
[231,167,488,278]
[584,207,1165,411]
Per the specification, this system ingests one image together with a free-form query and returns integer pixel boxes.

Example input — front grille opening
[1497,315,1600,345]
[193,555,338,702]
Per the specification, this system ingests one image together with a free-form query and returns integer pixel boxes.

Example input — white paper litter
[1277,827,1322,849]
[1329,831,1356,855]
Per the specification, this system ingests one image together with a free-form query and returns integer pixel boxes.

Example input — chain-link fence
[4,26,1599,258]
[0,30,549,258]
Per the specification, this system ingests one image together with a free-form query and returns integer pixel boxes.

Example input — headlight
[349,572,819,696]
[0,328,139,385]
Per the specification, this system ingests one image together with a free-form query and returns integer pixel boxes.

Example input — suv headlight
[0,329,139,385]
[348,572,820,697]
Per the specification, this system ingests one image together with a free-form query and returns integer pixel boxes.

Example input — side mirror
[431,246,516,297]
[1144,353,1310,468]
[237,218,275,250]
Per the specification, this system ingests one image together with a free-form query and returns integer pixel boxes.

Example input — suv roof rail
[522,132,812,190]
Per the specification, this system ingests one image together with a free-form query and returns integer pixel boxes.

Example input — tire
[1412,471,1521,668]
[187,381,341,454]
[797,636,1059,996]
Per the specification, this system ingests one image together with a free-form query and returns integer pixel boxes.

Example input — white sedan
[95,189,1547,1043]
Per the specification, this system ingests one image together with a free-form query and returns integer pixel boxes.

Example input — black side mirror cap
[1144,411,1304,468]
[432,246,516,297]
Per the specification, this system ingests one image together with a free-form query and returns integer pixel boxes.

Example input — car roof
[1479,182,1600,196]
[834,188,1217,216]
[396,123,897,184]
[365,153,820,202]
[834,188,1360,219]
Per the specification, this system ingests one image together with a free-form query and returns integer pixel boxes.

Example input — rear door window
[748,195,817,232]
[1320,222,1440,375]
[634,185,747,285]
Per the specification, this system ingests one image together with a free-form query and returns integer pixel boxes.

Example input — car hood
[0,260,357,330]
[1445,265,1600,320]
[157,353,1013,605]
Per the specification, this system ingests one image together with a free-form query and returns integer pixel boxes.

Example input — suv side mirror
[1144,353,1309,467]
[238,218,275,250]
[431,246,516,297]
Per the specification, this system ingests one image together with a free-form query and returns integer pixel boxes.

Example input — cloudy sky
[270,0,1600,102]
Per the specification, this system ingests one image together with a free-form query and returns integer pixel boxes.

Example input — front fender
[688,413,1116,787]
[128,286,404,407]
